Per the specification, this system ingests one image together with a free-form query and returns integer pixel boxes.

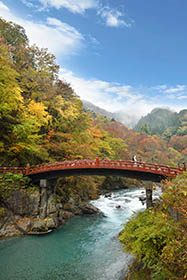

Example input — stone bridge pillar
[40,179,48,219]
[145,181,153,208]
[39,179,57,219]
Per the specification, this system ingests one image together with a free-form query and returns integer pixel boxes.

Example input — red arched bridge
[0,159,185,183]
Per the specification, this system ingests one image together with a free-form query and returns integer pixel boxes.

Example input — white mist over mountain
[82,100,141,128]
[82,100,183,129]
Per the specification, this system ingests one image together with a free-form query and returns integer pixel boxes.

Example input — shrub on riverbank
[119,172,187,280]
[0,173,35,201]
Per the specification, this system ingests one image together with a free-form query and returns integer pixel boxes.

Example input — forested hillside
[0,18,186,170]
[135,107,187,138]
[0,18,127,167]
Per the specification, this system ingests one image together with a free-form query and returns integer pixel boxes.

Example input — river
[0,188,146,280]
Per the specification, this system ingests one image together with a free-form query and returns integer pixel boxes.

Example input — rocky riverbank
[0,186,101,239]
[0,173,138,239]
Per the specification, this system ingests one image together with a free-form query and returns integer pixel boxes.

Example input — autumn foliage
[0,18,186,169]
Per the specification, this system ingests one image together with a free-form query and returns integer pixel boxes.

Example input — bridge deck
[0,160,185,180]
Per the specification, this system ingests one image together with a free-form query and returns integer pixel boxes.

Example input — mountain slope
[82,100,115,120]
[82,100,139,128]
[135,108,173,134]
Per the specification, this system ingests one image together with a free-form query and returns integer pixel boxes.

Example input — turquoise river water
[0,188,147,280]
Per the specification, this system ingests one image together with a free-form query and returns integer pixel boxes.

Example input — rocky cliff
[0,174,101,239]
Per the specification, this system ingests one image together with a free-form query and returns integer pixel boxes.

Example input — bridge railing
[0,167,25,174]
[25,159,184,177]
[0,159,185,177]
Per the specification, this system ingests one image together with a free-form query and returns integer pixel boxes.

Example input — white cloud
[1,1,185,122]
[46,17,83,40]
[166,94,176,99]
[152,85,167,91]
[21,0,36,8]
[39,0,98,13]
[0,2,84,56]
[46,17,62,27]
[60,68,187,119]
[106,85,143,104]
[88,34,100,46]
[164,85,186,94]
[98,7,133,28]
[38,0,133,28]
[178,95,187,100]
[0,1,9,11]
[60,68,154,118]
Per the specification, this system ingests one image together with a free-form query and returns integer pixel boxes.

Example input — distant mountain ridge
[135,108,187,137]
[82,100,115,119]
[82,100,139,128]
[82,100,187,136]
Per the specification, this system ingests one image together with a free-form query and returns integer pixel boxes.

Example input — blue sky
[0,0,187,119]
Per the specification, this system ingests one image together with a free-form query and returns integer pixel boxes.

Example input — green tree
[140,123,150,134]
[0,17,28,47]
[0,43,50,165]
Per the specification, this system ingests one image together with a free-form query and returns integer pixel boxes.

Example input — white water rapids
[0,187,161,280]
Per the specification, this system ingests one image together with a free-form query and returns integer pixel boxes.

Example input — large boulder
[60,210,74,220]
[30,218,48,232]
[15,217,32,233]
[45,217,57,229]
[30,216,58,233]
[79,203,101,215]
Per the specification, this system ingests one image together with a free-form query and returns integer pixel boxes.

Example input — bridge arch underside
[29,168,166,183]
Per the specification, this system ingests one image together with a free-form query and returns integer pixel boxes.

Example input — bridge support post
[40,179,47,188]
[39,179,58,219]
[40,179,48,219]
[145,181,153,208]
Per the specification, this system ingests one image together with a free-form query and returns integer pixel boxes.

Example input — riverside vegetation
[119,172,187,280]
[0,17,186,278]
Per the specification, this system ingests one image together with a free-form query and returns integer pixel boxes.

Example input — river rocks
[15,217,32,233]
[0,209,24,238]
[138,196,146,205]
[0,214,19,238]
[58,209,73,224]
[63,202,77,212]
[30,218,47,232]
[45,217,56,229]
[79,202,101,215]
[62,201,101,216]
[0,177,104,239]
[30,217,57,233]
[105,193,112,198]
[0,185,60,237]
[0,223,21,238]
[60,210,74,220]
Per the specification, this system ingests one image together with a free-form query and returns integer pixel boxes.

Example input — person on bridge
[132,155,137,166]
[132,155,137,162]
